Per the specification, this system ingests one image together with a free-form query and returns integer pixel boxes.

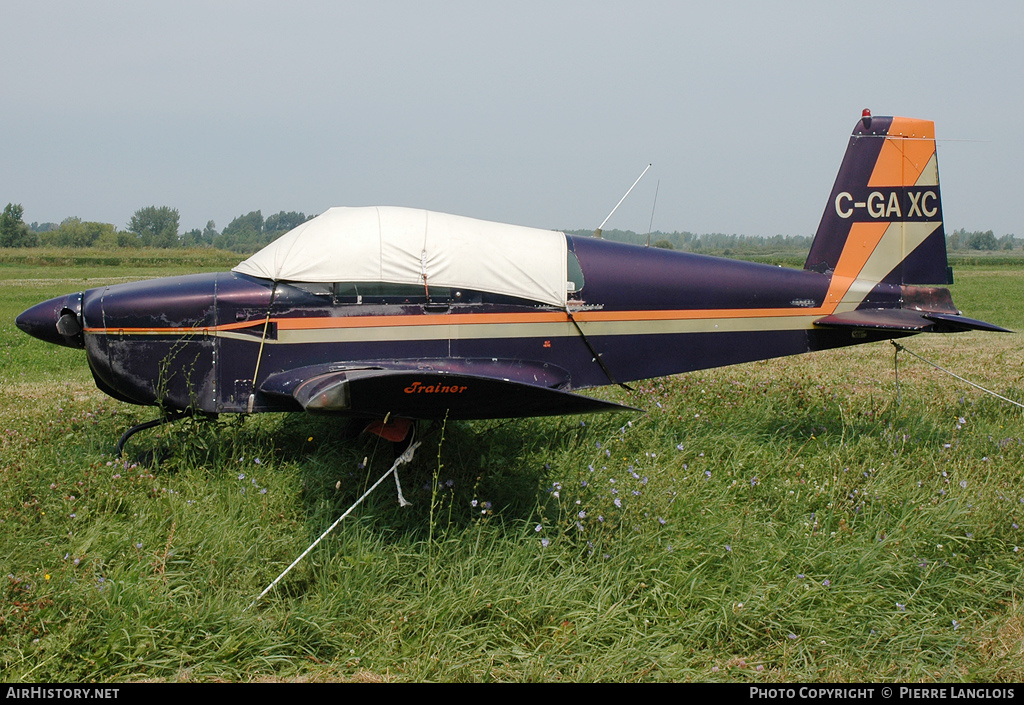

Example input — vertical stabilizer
[805,112,951,286]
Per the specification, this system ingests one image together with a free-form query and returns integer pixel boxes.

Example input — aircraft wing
[259,360,639,420]
[814,309,1011,333]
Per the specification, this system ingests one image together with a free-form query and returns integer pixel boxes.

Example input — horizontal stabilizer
[814,309,932,331]
[814,309,1011,333]
[261,365,638,420]
[919,312,1012,333]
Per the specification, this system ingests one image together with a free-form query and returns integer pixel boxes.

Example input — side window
[280,282,334,300]
[567,251,585,294]
[332,282,451,304]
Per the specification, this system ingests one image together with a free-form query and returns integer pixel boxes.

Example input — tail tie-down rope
[891,341,1024,410]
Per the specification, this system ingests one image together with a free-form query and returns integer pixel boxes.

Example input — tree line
[567,227,1017,254]
[1,202,1017,255]
[0,204,313,253]
[945,228,1016,251]
[566,228,816,255]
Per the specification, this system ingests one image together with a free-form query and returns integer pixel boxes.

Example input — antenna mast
[645,179,660,247]
[594,163,651,239]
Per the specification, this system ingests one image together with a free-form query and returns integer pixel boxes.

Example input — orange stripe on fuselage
[276,311,567,329]
[82,298,852,338]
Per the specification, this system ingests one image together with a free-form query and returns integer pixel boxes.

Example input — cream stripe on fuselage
[264,311,823,345]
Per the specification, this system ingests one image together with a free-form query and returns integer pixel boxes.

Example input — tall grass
[1,261,1022,682]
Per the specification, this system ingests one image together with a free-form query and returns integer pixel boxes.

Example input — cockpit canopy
[233,206,571,307]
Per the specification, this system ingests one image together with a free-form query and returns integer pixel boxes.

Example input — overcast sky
[3,0,1022,238]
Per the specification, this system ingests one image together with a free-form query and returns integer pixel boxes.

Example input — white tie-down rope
[246,437,421,610]
[892,341,1024,410]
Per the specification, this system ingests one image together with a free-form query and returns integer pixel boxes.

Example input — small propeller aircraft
[16,111,1008,448]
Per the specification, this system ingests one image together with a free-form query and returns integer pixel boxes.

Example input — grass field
[1,251,1022,682]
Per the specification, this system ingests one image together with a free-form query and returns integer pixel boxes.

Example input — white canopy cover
[233,206,569,307]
